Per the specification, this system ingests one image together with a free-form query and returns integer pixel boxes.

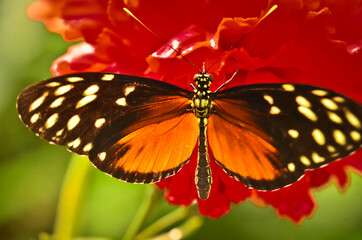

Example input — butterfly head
[193,73,213,91]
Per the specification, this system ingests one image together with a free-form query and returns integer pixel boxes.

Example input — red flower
[28,0,362,223]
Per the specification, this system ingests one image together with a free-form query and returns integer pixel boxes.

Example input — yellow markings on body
[344,109,361,129]
[98,152,106,161]
[311,129,325,145]
[45,113,59,129]
[327,111,342,124]
[102,74,114,81]
[312,152,325,164]
[296,96,311,108]
[56,129,64,136]
[76,95,97,108]
[55,84,74,96]
[50,97,65,108]
[287,163,296,172]
[327,145,336,153]
[282,84,295,91]
[200,99,209,108]
[321,98,338,110]
[67,76,84,82]
[83,143,93,152]
[84,85,99,95]
[116,97,127,106]
[67,115,80,130]
[270,106,281,114]
[29,92,48,111]
[263,95,274,105]
[194,98,200,108]
[311,89,328,96]
[350,130,361,142]
[95,118,106,128]
[288,129,299,138]
[124,86,136,96]
[333,96,345,103]
[298,106,318,121]
[333,129,346,145]
[300,156,311,166]
[30,113,40,124]
[46,82,60,87]
[68,138,81,149]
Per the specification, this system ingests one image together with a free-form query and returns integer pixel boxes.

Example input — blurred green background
[1,1,362,240]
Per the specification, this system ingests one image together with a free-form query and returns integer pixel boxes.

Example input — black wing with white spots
[17,72,192,157]
[209,83,362,190]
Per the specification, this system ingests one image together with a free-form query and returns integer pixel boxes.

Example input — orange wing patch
[91,112,198,183]
[208,99,284,186]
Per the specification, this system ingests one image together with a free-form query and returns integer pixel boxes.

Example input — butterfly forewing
[210,83,362,190]
[17,73,198,183]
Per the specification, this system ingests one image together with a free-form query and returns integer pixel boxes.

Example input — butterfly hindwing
[209,83,362,190]
[17,72,198,183]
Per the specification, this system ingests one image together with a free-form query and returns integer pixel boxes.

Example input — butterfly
[17,71,362,200]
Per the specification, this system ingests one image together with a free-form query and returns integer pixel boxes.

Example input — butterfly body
[17,72,362,200]
[192,73,214,199]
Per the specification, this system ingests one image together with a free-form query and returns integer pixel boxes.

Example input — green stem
[53,154,91,240]
[148,216,203,240]
[122,186,161,240]
[135,207,190,240]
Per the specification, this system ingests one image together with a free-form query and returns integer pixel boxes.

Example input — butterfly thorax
[191,73,214,200]
[192,73,213,118]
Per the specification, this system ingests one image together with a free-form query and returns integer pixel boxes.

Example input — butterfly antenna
[123,8,202,74]
[214,67,240,92]
[206,4,278,73]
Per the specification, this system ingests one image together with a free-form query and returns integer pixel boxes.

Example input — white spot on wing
[68,138,81,149]
[269,106,280,114]
[287,163,296,172]
[350,131,361,142]
[95,118,106,128]
[263,95,274,105]
[98,152,106,161]
[282,84,295,91]
[296,96,311,108]
[124,86,136,96]
[344,109,361,129]
[288,129,299,138]
[333,129,346,145]
[298,106,317,121]
[76,95,97,108]
[67,115,80,130]
[84,85,99,95]
[29,92,48,112]
[67,76,84,82]
[300,156,311,166]
[321,98,338,110]
[311,89,328,96]
[312,152,325,164]
[30,113,40,123]
[46,82,60,87]
[327,145,336,153]
[45,113,59,128]
[50,97,65,108]
[102,74,114,81]
[56,129,64,136]
[55,84,73,96]
[116,97,127,106]
[311,129,325,145]
[333,96,345,103]
[327,111,342,124]
[83,143,93,152]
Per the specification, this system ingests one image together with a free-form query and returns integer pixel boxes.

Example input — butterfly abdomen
[196,117,212,200]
